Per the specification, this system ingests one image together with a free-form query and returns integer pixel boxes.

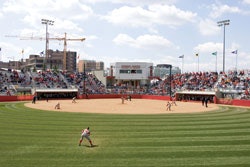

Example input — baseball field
[1,99,250,167]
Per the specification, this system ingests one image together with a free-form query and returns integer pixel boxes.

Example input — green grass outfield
[1,102,250,167]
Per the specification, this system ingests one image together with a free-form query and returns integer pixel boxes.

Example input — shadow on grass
[80,144,98,148]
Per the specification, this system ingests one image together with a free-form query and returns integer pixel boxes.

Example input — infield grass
[1,102,250,167]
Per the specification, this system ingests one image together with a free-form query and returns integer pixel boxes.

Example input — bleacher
[1,68,249,100]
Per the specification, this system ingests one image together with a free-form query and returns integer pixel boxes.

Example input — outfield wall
[232,99,250,107]
[0,96,18,102]
[0,95,33,102]
[0,95,249,107]
[0,94,169,101]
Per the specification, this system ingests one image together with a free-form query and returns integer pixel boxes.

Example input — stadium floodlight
[217,19,230,73]
[41,19,54,69]
[165,64,172,98]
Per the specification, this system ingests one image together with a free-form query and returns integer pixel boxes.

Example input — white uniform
[72,97,76,103]
[81,128,91,141]
[79,127,93,146]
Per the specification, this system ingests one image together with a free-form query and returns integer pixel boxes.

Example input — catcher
[79,127,94,147]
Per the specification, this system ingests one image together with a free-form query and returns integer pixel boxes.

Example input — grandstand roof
[177,91,215,95]
[34,88,78,93]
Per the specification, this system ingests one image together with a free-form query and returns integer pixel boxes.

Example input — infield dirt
[25,98,219,114]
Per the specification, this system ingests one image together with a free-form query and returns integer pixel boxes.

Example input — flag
[40,51,44,56]
[0,47,1,51]
[232,50,238,54]
[212,52,217,56]
[195,53,199,57]
[178,55,184,58]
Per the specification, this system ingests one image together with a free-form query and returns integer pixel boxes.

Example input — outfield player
[79,127,94,147]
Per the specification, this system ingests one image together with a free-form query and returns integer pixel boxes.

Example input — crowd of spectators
[181,71,218,91]
[31,71,68,89]
[1,68,250,99]
[148,71,218,96]
[0,71,10,95]
[215,70,249,90]
[62,72,106,94]
[0,69,32,95]
[215,70,250,99]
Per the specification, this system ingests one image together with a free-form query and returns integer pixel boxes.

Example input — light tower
[41,19,54,69]
[217,19,230,73]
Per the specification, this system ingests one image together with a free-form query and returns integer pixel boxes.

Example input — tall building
[23,54,44,71]
[48,49,77,72]
[16,49,77,72]
[78,60,104,73]
[96,61,104,70]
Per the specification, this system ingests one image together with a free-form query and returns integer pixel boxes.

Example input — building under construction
[78,60,104,73]
[13,49,77,72]
[5,32,85,72]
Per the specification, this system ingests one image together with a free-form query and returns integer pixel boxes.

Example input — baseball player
[121,96,125,104]
[79,127,94,147]
[166,101,171,111]
[72,96,77,103]
[54,102,60,109]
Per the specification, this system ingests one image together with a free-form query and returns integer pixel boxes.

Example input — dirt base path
[25,99,219,115]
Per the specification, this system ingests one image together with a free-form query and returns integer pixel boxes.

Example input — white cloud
[84,0,177,6]
[103,6,154,27]
[113,34,174,49]
[193,42,222,54]
[1,0,250,73]
[103,4,197,28]
[113,34,135,46]
[2,0,86,14]
[2,0,93,32]
[148,4,197,26]
[243,0,250,4]
[0,41,36,61]
[148,27,159,34]
[19,28,41,37]
[199,19,220,36]
[53,19,84,32]
[209,4,242,18]
[81,35,98,48]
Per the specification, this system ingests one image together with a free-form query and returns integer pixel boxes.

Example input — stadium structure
[0,51,249,106]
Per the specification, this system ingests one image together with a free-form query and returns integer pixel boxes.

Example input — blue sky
[0,0,250,72]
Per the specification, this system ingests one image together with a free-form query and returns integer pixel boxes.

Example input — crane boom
[5,32,86,71]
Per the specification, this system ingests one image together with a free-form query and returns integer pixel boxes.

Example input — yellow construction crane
[49,32,85,71]
[5,32,86,70]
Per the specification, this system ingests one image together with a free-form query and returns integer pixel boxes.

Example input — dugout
[32,88,78,100]
[176,90,216,103]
